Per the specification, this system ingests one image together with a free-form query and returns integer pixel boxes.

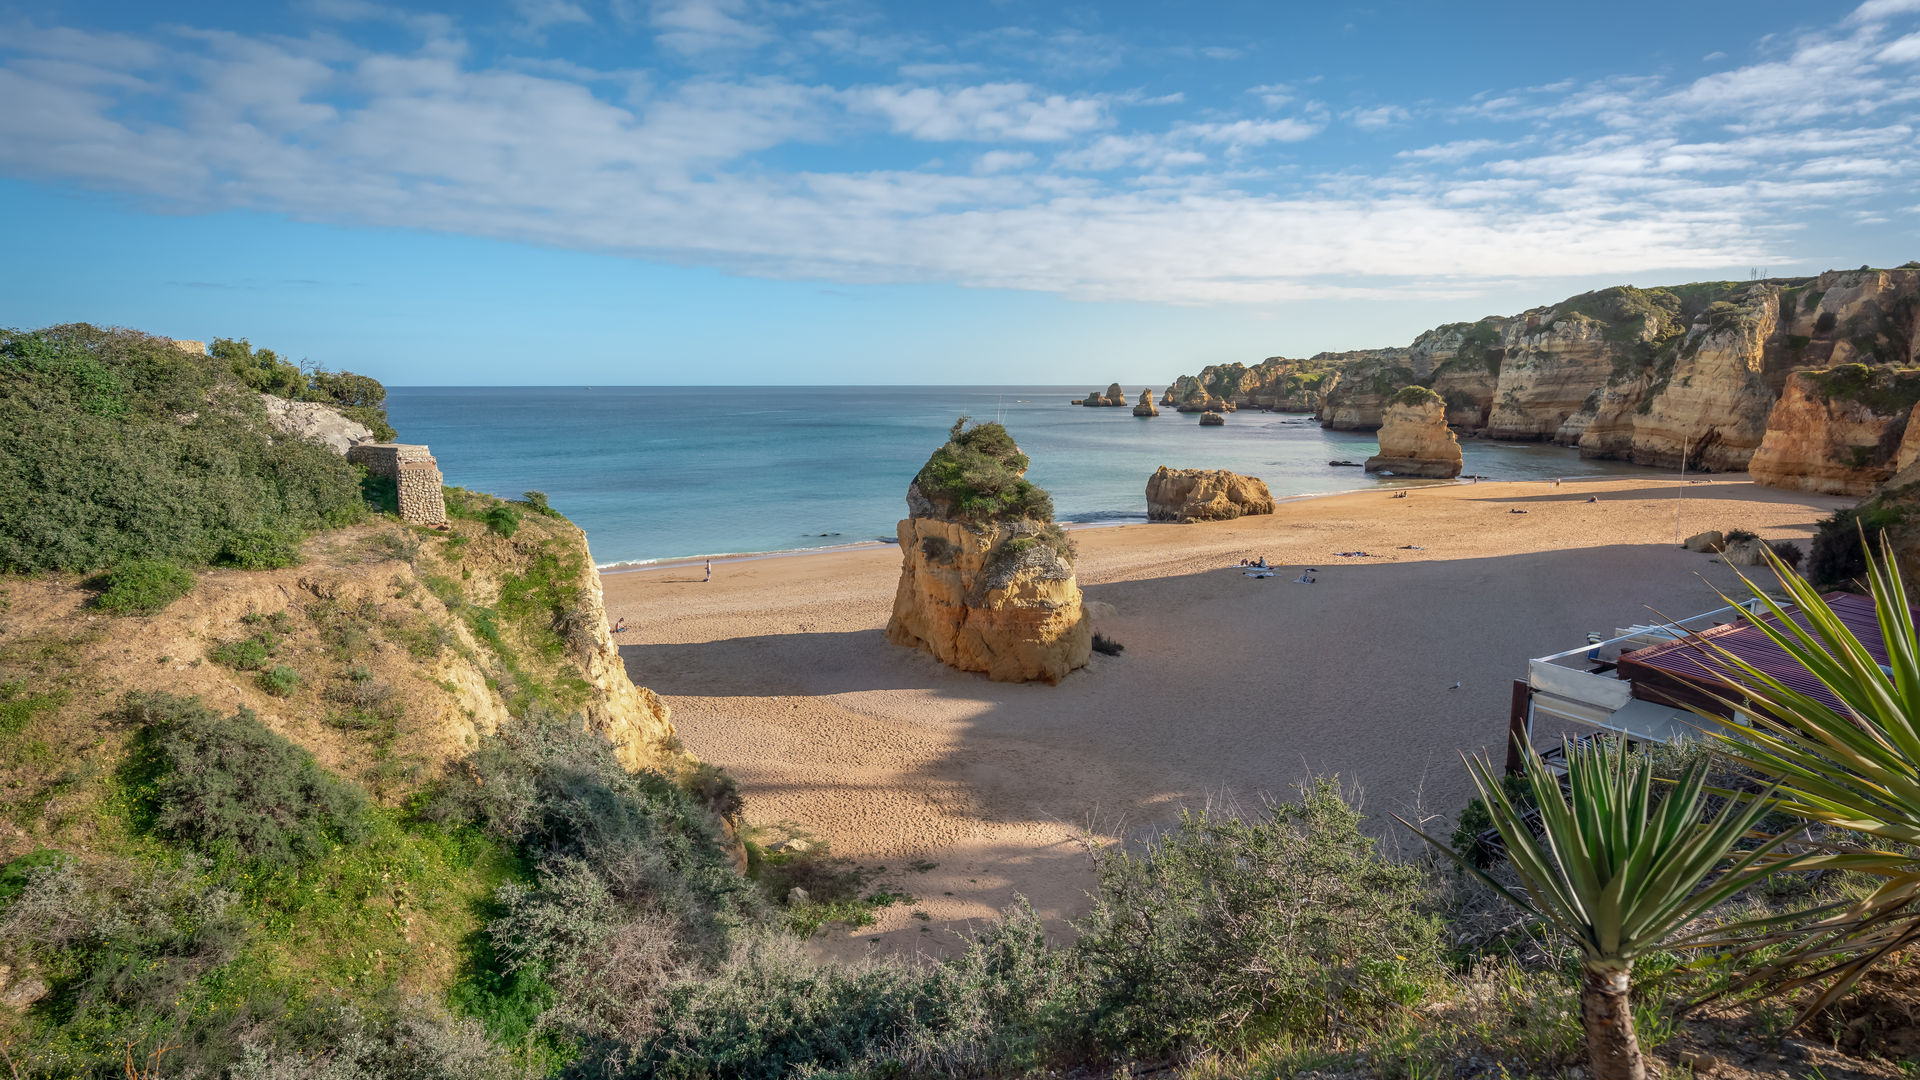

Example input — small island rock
[1133,388,1159,417]
[1146,467,1275,523]
[1364,387,1463,479]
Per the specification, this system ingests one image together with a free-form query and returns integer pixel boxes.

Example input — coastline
[595,469,1698,574]
[602,474,1842,959]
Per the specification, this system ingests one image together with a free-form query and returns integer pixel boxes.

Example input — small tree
[1403,741,1785,1080]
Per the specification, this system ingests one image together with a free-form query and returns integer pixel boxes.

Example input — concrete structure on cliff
[348,443,448,525]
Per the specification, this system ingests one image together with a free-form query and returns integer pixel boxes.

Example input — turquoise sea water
[384,386,1653,567]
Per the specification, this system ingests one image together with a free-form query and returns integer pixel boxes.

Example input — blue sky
[2,0,1917,385]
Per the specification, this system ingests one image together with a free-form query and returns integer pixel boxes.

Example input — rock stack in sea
[1078,383,1130,407]
[1133,388,1159,416]
[1198,411,1225,426]
[1364,387,1464,478]
[886,419,1091,683]
[1145,467,1275,522]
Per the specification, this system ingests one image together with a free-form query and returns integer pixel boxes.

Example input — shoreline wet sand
[604,475,1850,958]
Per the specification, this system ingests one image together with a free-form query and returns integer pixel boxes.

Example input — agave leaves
[1404,740,1785,968]
[1685,535,1920,1015]
[1402,740,1785,1080]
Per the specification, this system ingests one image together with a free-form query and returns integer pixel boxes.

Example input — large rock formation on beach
[1160,265,1920,483]
[1133,388,1159,416]
[887,420,1090,683]
[1749,367,1920,495]
[1146,467,1275,523]
[1365,388,1463,478]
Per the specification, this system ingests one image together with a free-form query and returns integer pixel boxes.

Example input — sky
[2,0,1918,385]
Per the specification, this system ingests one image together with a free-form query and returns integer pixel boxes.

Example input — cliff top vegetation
[0,324,394,576]
[1806,363,1920,415]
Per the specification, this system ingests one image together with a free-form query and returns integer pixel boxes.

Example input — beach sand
[605,475,1851,959]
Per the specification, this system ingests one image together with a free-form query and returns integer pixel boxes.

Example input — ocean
[384,386,1652,567]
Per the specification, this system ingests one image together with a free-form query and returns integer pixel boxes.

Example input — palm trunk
[1580,964,1645,1080]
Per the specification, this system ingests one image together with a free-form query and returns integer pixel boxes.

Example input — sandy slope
[603,475,1850,958]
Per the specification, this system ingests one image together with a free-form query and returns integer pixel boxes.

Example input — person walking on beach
[704,558,712,582]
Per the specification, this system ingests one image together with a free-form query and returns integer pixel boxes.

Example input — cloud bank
[0,1,1915,304]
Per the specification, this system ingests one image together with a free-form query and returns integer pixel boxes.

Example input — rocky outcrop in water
[886,421,1090,683]
[1365,388,1463,478]
[1198,411,1224,426]
[1133,388,1159,416]
[1146,467,1274,523]
[1749,367,1920,495]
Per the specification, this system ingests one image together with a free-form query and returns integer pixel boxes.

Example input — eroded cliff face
[1749,369,1920,495]
[1162,266,1920,482]
[1365,392,1463,479]
[1145,467,1275,522]
[888,513,1090,683]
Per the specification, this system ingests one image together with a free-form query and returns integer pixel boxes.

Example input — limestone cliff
[260,394,374,454]
[1749,367,1920,495]
[1365,388,1463,479]
[1145,467,1274,522]
[886,421,1090,683]
[1161,265,1920,480]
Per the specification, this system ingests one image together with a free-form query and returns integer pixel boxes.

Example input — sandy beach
[605,475,1851,958]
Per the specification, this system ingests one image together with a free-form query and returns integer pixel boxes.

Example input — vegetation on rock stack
[910,417,1072,562]
[0,324,390,574]
[1392,384,1444,408]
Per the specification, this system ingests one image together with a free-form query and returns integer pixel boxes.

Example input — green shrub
[95,558,195,615]
[523,490,562,518]
[911,418,1055,524]
[1073,780,1445,1057]
[1391,385,1443,408]
[1809,502,1906,586]
[0,325,371,574]
[0,680,63,738]
[1771,538,1805,570]
[1451,771,1535,863]
[218,528,304,570]
[257,664,301,697]
[209,636,273,670]
[1724,528,1758,543]
[124,692,368,868]
[484,504,523,538]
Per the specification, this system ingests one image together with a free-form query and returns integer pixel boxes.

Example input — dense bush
[93,558,195,615]
[484,504,523,538]
[1808,503,1905,586]
[1074,781,1444,1056]
[911,418,1056,525]
[125,693,368,868]
[0,854,247,1048]
[0,325,372,573]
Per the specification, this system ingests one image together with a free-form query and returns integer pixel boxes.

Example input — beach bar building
[1505,591,1889,773]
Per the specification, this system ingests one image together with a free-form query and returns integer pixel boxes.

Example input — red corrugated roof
[1622,593,1890,713]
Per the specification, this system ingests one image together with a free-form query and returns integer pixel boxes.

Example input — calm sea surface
[385,386,1653,567]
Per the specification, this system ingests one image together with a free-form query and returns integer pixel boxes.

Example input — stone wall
[348,443,448,525]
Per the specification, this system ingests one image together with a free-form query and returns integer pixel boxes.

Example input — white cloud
[1347,104,1409,130]
[651,0,767,54]
[1849,0,1920,23]
[973,150,1035,174]
[1184,116,1322,146]
[1881,31,1920,61]
[850,83,1106,141]
[0,8,1915,306]
[513,0,590,32]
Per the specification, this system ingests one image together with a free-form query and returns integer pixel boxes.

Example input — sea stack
[1133,388,1159,416]
[1146,467,1275,523]
[1105,382,1127,406]
[1199,411,1225,426]
[886,419,1091,683]
[1364,387,1463,478]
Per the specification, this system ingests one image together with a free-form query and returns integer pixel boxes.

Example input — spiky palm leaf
[1685,534,1920,1015]
[1404,740,1784,967]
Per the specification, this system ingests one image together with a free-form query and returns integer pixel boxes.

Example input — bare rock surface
[1365,388,1463,478]
[259,393,373,455]
[1145,466,1275,523]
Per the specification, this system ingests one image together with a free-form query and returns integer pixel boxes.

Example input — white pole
[1675,436,1688,545]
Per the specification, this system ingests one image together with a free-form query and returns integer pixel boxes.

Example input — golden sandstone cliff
[1749,367,1920,495]
[1163,265,1920,487]
[1365,388,1464,479]
[1145,467,1275,523]
[886,421,1091,684]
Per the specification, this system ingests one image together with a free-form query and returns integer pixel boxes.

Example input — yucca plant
[1402,740,1785,1080]
[1689,534,1920,1017]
